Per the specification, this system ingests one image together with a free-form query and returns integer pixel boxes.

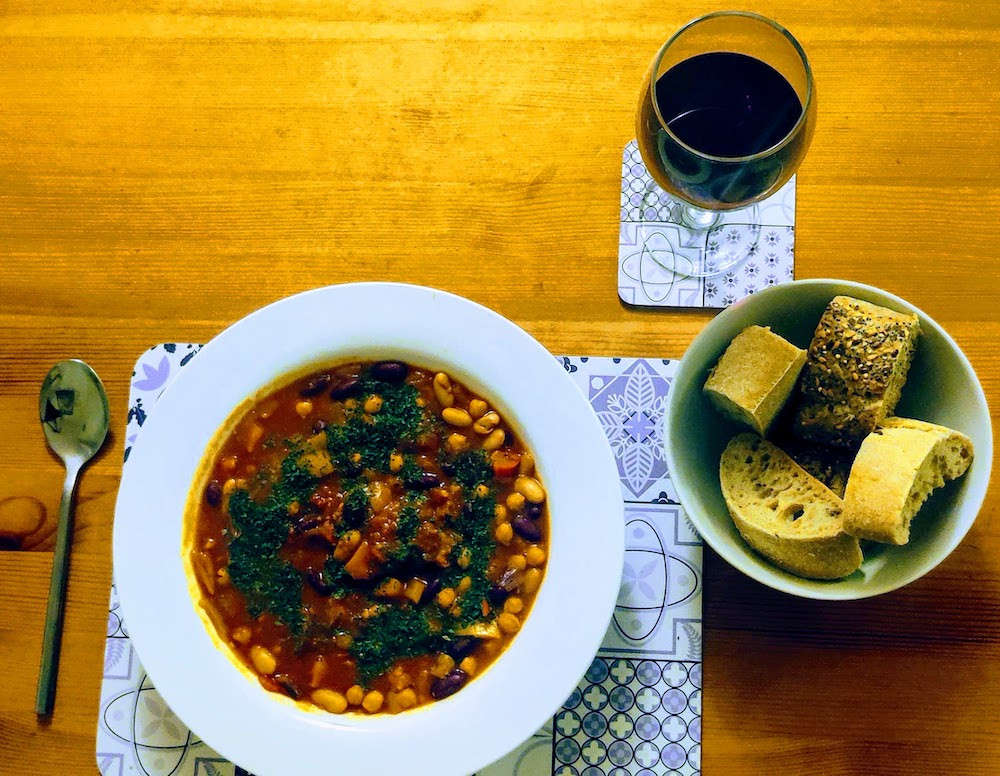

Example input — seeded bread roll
[720,433,863,580]
[842,417,974,545]
[703,326,807,436]
[777,436,856,499]
[794,296,920,448]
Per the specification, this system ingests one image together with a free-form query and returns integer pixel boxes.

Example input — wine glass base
[635,180,761,279]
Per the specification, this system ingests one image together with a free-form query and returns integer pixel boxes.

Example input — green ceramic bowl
[665,279,992,599]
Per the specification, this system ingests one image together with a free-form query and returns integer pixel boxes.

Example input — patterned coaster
[618,139,796,309]
[99,347,703,776]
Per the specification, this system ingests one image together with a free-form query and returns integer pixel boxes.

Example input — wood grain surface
[2,1,999,773]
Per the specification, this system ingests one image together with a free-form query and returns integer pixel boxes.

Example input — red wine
[637,51,807,209]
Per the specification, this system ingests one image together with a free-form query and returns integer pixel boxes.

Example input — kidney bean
[489,567,522,603]
[420,576,442,605]
[329,375,361,400]
[274,674,301,699]
[299,374,331,397]
[446,637,479,660]
[370,360,409,383]
[512,514,542,542]
[304,533,337,552]
[292,514,324,534]
[487,585,508,605]
[205,480,222,507]
[305,568,335,596]
[525,502,543,520]
[440,460,457,477]
[412,471,443,490]
[312,419,328,434]
[430,668,469,700]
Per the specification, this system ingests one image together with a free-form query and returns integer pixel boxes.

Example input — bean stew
[187,360,548,714]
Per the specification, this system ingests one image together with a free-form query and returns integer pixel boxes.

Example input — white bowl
[665,279,992,600]
[114,283,624,775]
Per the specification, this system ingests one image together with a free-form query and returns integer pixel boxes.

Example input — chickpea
[431,653,455,678]
[362,690,384,713]
[494,522,514,545]
[446,433,469,453]
[346,685,365,706]
[525,545,546,567]
[504,596,524,614]
[335,632,353,649]
[523,567,543,594]
[506,492,525,512]
[497,612,520,635]
[231,625,251,645]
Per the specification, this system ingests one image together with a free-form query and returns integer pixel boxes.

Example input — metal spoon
[35,359,109,715]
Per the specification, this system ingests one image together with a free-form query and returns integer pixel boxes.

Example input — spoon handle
[35,460,82,716]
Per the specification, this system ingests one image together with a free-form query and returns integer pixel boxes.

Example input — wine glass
[634,11,815,278]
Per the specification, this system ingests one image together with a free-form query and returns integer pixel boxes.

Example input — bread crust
[704,325,806,436]
[795,296,920,448]
[843,418,974,544]
[720,433,863,579]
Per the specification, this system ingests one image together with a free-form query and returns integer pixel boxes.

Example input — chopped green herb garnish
[444,494,496,626]
[349,605,445,683]
[451,449,492,488]
[341,479,370,529]
[320,559,355,599]
[400,504,421,538]
[224,453,319,635]
[397,456,427,488]
[326,370,425,473]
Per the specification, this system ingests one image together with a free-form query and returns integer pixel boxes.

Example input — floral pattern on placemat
[100,349,702,776]
[618,139,796,309]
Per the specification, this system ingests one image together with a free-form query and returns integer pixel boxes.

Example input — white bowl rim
[113,281,624,775]
[664,277,993,600]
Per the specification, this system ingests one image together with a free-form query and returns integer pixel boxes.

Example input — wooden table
[2,1,998,773]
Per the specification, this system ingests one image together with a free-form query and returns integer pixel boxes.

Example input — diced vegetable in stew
[188,361,548,714]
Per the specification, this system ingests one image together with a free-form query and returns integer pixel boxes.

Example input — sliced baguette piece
[842,417,974,545]
[720,433,863,580]
[795,296,920,448]
[703,325,807,436]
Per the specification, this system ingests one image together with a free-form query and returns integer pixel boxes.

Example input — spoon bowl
[39,359,110,465]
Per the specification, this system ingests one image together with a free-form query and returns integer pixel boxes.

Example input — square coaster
[618,139,796,309]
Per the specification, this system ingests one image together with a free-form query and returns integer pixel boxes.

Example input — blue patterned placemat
[98,347,703,776]
[618,139,796,308]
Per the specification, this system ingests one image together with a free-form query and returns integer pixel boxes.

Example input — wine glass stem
[680,204,719,230]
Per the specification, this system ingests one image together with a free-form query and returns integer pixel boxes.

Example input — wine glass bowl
[633,11,815,278]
